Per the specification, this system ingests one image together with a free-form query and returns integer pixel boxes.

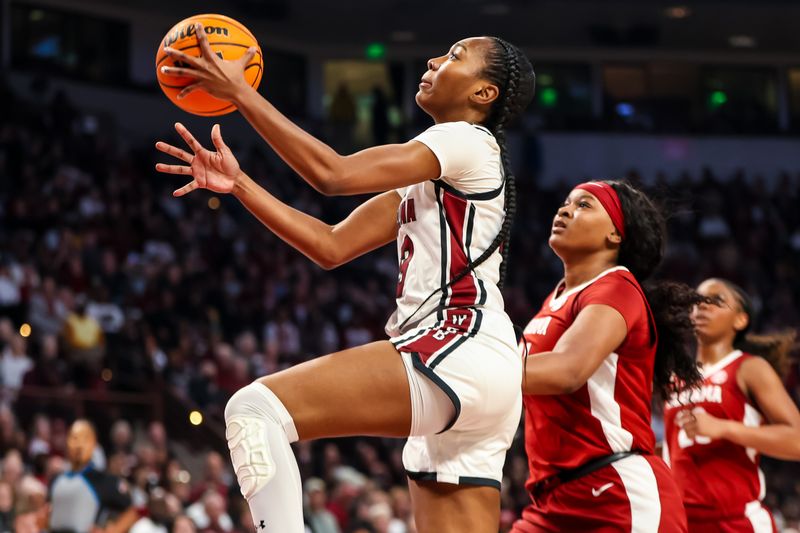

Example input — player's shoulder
[580,267,641,296]
[419,121,496,144]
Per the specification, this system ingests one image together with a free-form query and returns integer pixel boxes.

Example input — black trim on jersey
[469,308,483,337]
[406,471,438,483]
[435,179,505,201]
[463,205,486,307]
[411,353,461,433]
[477,279,488,305]
[405,471,501,490]
[459,476,501,489]
[435,184,449,321]
[471,124,494,137]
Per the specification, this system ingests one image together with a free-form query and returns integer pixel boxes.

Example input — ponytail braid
[399,37,534,328]
[446,37,533,289]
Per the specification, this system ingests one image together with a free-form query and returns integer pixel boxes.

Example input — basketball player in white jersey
[156,32,535,533]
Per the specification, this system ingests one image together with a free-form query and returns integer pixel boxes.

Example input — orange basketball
[156,14,263,116]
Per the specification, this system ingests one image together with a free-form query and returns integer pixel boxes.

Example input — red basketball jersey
[663,350,766,520]
[521,267,657,488]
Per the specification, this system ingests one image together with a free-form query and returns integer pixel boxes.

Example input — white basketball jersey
[385,121,508,337]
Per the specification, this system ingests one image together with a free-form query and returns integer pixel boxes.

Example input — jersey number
[396,236,414,298]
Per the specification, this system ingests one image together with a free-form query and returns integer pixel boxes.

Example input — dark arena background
[1,0,800,531]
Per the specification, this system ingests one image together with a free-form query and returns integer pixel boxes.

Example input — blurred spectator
[0,262,22,326]
[62,294,104,386]
[1,450,24,487]
[130,488,182,533]
[27,277,69,337]
[190,452,229,503]
[0,335,32,393]
[0,481,13,533]
[22,334,67,388]
[49,420,137,533]
[173,515,198,533]
[185,490,233,533]
[304,477,340,533]
[27,414,50,457]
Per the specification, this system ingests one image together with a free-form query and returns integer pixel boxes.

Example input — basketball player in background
[664,278,800,532]
[513,181,701,532]
[156,32,534,533]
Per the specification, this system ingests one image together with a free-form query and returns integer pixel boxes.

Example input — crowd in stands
[1,77,799,531]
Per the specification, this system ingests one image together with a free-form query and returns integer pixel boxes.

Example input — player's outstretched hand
[160,22,256,102]
[155,122,241,197]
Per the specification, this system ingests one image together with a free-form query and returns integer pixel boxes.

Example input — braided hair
[448,37,535,289]
[398,38,534,330]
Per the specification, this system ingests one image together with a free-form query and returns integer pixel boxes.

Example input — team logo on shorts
[709,370,728,385]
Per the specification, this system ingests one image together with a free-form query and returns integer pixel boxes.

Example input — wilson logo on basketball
[163,24,230,48]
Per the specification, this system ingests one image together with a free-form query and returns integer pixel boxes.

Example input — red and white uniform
[513,267,686,533]
[663,350,777,532]
[388,121,521,488]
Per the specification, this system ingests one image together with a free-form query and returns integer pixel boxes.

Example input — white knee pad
[224,382,299,500]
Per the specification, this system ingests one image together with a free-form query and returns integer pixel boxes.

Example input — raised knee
[224,383,260,422]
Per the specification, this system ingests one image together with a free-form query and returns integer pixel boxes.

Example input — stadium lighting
[664,6,691,19]
[365,43,386,60]
[540,87,558,107]
[189,411,204,425]
[709,90,728,108]
[616,102,635,117]
[729,35,756,48]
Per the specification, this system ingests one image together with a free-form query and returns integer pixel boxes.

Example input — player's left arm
[688,357,800,460]
[523,304,627,395]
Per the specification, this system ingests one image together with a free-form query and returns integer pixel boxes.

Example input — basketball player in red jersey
[156,31,535,533]
[663,278,800,532]
[513,180,704,532]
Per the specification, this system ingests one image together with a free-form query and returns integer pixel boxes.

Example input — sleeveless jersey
[663,350,766,520]
[521,267,658,487]
[386,121,507,337]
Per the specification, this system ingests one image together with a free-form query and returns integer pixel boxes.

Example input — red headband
[574,182,626,240]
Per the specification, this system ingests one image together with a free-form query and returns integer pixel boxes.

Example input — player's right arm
[155,123,399,269]
[161,25,441,196]
[682,357,800,460]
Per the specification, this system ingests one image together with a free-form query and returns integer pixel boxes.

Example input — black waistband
[531,451,639,500]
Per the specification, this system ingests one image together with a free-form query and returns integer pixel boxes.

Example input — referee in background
[49,419,139,533]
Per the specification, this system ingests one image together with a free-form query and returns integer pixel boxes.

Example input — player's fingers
[173,181,200,197]
[210,124,228,153]
[174,123,204,153]
[163,47,203,67]
[155,141,193,163]
[240,46,257,65]
[159,65,208,79]
[155,163,193,176]
[195,23,217,60]
[177,83,203,100]
[675,409,692,427]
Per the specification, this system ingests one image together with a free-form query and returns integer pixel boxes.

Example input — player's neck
[696,341,736,367]
[562,257,618,291]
